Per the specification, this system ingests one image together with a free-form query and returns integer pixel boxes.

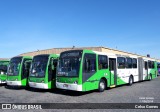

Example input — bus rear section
[0,60,9,84]
[138,57,157,81]
[29,54,59,89]
[148,60,157,79]
[7,56,32,87]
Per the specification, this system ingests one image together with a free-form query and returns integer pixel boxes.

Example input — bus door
[109,58,117,86]
[144,61,148,79]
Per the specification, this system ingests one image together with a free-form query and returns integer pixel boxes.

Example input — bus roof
[11,56,32,59]
[33,54,59,58]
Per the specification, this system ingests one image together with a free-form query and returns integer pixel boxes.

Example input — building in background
[19,46,160,62]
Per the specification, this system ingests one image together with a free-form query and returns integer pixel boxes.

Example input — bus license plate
[32,83,36,86]
[63,84,68,88]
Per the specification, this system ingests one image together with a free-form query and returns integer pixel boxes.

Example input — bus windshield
[30,55,49,77]
[7,57,22,76]
[0,62,8,74]
[57,51,82,77]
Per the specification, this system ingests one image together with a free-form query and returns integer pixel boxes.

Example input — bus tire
[98,79,106,92]
[128,76,133,86]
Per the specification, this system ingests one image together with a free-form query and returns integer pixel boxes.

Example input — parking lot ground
[0,76,160,112]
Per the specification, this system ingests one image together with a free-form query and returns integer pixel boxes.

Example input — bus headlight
[41,80,44,83]
[15,79,18,81]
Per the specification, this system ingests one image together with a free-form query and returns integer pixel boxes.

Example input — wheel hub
[100,82,105,89]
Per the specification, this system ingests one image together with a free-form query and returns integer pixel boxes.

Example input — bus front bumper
[29,82,48,89]
[56,82,82,91]
[7,81,21,86]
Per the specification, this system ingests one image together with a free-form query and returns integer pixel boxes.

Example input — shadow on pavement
[4,85,25,90]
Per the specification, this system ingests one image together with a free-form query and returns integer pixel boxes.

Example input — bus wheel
[98,79,106,92]
[129,76,133,86]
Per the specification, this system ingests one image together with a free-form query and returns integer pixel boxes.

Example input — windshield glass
[0,61,8,74]
[7,57,22,76]
[30,55,49,77]
[57,51,82,77]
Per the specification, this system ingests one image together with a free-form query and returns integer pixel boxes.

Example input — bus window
[98,55,108,70]
[126,58,132,68]
[132,58,137,68]
[148,61,151,68]
[0,65,8,74]
[83,54,96,73]
[117,57,125,69]
[148,61,154,69]
[152,61,155,69]
[144,62,148,70]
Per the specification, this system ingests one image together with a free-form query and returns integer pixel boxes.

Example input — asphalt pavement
[0,76,160,112]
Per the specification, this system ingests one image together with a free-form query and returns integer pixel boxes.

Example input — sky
[0,0,160,58]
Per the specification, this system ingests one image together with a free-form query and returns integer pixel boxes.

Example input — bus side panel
[149,66,157,79]
[0,74,7,82]
[21,78,27,86]
[154,61,158,78]
[82,70,110,91]
[0,61,9,82]
[117,69,138,85]
[116,69,128,85]
[48,80,56,89]
[117,77,126,85]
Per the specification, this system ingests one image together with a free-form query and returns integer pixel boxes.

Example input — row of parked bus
[0,49,160,92]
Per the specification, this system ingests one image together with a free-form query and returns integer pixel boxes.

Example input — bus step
[110,85,116,88]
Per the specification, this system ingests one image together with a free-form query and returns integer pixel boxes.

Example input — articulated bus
[7,56,32,87]
[29,54,59,89]
[0,60,9,84]
[56,50,157,92]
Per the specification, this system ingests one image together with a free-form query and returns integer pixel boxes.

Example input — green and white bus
[7,56,32,87]
[0,60,9,84]
[56,50,157,92]
[29,54,59,89]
